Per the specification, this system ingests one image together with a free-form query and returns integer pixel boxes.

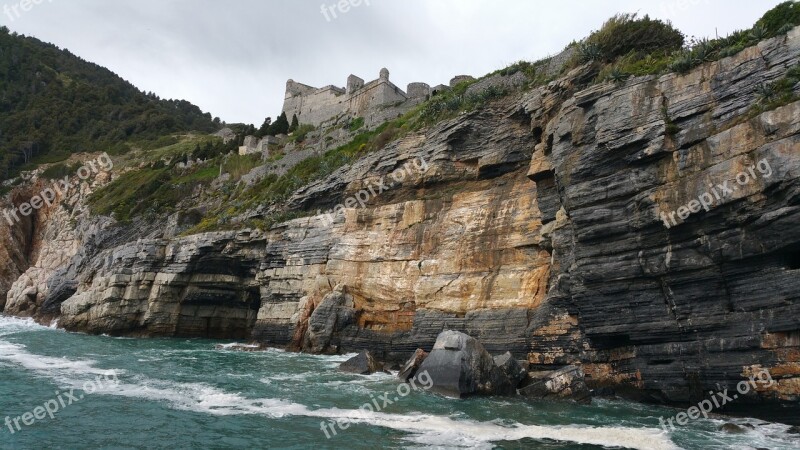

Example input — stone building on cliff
[282,68,447,128]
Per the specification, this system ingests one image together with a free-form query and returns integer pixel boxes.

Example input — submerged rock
[214,343,267,352]
[417,330,514,397]
[339,350,381,375]
[718,423,753,434]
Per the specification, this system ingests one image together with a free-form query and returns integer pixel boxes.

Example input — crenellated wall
[282,68,437,128]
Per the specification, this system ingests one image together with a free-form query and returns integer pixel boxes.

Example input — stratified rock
[398,348,428,382]
[518,365,591,404]
[493,352,527,388]
[417,331,513,397]
[304,288,356,354]
[339,350,381,375]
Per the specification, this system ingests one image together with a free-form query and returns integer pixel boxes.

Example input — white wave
[0,315,47,335]
[0,341,120,379]
[0,338,679,450]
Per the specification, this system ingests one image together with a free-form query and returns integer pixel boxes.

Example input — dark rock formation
[417,331,514,397]
[398,348,429,382]
[494,352,528,389]
[339,350,381,375]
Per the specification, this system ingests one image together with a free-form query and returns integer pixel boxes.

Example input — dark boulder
[493,352,527,388]
[398,348,429,382]
[417,330,514,397]
[339,350,381,375]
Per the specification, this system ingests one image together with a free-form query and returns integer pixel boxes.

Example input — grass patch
[415,81,508,126]
[748,63,800,116]
[288,124,316,144]
[348,117,365,132]
[40,161,83,180]
[174,165,219,184]
[222,153,262,181]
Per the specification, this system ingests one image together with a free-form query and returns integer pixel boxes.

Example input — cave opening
[779,243,800,270]
[786,251,800,270]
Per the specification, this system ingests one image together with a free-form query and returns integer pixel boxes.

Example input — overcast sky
[2,0,785,125]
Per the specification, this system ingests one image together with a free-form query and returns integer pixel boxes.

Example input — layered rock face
[59,231,265,338]
[529,30,800,421]
[3,28,800,422]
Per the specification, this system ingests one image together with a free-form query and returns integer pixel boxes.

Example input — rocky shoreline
[2,28,799,426]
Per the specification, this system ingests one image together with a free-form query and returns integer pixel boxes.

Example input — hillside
[0,26,219,179]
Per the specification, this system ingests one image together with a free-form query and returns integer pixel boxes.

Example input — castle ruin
[282,68,461,129]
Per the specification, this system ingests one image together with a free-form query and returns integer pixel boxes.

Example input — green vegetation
[288,124,316,144]
[0,27,218,180]
[88,136,233,222]
[756,1,800,35]
[582,13,684,63]
[40,161,82,180]
[567,2,800,82]
[258,112,290,138]
[184,112,420,232]
[749,63,800,116]
[348,117,365,132]
[416,81,507,126]
[191,139,238,160]
[221,153,262,181]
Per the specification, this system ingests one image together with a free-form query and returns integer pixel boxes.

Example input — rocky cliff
[3,28,800,423]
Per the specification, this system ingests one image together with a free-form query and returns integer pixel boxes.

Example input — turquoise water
[0,316,796,450]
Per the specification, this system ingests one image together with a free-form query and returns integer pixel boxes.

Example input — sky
[0,0,786,125]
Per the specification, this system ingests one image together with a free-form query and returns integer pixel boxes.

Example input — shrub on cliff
[756,1,800,36]
[585,13,684,62]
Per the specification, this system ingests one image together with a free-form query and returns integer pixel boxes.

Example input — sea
[0,316,796,449]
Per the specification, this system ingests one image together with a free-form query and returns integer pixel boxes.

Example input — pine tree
[289,114,299,133]
[257,117,272,137]
[268,112,290,136]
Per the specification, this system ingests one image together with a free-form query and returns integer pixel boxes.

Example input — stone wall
[282,69,449,128]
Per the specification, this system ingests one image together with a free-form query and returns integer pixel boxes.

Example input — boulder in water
[417,330,514,397]
[493,352,527,388]
[398,348,428,382]
[339,350,382,375]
